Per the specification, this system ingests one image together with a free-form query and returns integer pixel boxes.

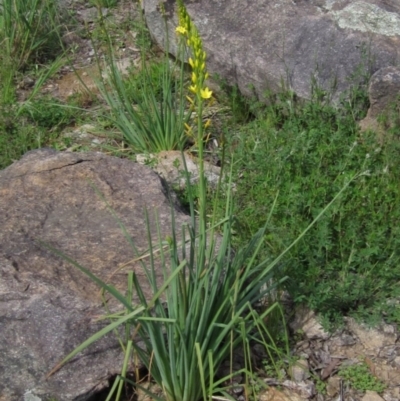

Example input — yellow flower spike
[189,85,197,94]
[200,87,212,99]
[205,72,209,80]
[176,26,187,35]
[188,58,194,68]
[191,72,197,84]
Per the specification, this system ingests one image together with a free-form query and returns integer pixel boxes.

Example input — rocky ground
[282,308,400,401]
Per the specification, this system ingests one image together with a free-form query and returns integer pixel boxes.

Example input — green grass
[0,0,65,103]
[0,104,50,168]
[0,0,74,169]
[93,6,192,153]
[0,0,63,70]
[0,95,82,169]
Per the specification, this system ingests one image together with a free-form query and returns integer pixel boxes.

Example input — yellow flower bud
[175,26,187,35]
[200,87,212,99]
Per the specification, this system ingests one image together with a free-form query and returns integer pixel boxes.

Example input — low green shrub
[227,90,400,327]
[339,362,386,393]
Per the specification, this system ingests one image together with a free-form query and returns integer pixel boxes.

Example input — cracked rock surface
[0,149,189,400]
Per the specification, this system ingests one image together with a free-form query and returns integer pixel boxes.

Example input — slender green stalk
[104,376,120,401]
[116,340,133,400]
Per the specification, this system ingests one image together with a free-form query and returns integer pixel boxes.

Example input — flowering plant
[44,3,289,401]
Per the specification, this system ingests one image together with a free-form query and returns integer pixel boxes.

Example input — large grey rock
[143,0,400,101]
[0,149,189,400]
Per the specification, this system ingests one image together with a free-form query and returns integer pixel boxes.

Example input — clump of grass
[124,61,170,105]
[93,6,192,153]
[0,0,81,169]
[0,0,63,71]
[0,0,65,104]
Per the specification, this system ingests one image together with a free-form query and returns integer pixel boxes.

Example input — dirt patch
[282,307,400,400]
